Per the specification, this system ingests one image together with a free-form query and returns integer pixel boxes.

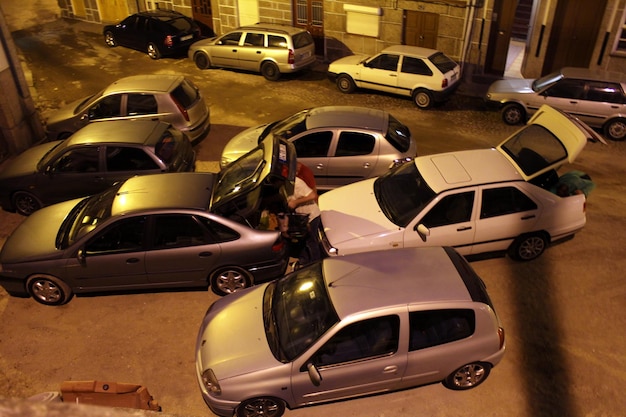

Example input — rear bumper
[187,113,211,144]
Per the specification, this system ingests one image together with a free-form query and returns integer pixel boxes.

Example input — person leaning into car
[288,165,321,265]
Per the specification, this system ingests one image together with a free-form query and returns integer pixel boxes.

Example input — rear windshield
[170,78,200,108]
[386,115,412,153]
[155,128,186,164]
[428,52,457,73]
[166,16,194,31]
[293,31,314,49]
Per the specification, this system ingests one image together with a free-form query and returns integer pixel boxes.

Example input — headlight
[201,369,221,395]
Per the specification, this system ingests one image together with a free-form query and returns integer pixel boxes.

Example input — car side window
[244,32,264,47]
[367,54,399,71]
[84,216,146,255]
[219,32,242,45]
[106,146,160,171]
[89,95,122,120]
[197,217,240,242]
[481,186,537,219]
[293,131,333,157]
[268,35,288,48]
[409,309,475,351]
[544,79,585,99]
[420,191,475,227]
[401,56,433,76]
[585,81,626,104]
[311,315,400,367]
[127,94,158,115]
[335,132,375,156]
[51,147,100,173]
[153,215,209,249]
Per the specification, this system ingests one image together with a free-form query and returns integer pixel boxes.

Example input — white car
[319,105,602,261]
[327,45,460,109]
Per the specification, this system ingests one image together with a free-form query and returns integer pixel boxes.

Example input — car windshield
[266,109,309,141]
[57,183,123,249]
[37,141,66,171]
[499,124,568,176]
[532,71,563,92]
[213,146,266,206]
[75,90,104,114]
[386,115,412,153]
[264,263,339,362]
[374,162,436,227]
[428,52,457,73]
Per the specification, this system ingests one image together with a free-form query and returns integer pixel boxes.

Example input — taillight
[583,200,587,213]
[164,35,174,47]
[170,94,190,121]
[288,49,294,64]
[272,237,285,252]
[441,78,449,88]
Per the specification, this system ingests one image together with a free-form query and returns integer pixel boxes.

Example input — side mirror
[306,363,322,386]
[77,248,86,263]
[416,224,430,242]
[81,113,90,121]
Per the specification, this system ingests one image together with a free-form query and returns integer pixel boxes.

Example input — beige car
[188,23,316,81]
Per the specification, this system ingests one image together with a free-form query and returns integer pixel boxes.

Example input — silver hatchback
[196,246,505,417]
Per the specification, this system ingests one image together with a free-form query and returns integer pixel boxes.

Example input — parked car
[103,10,202,59]
[0,120,195,216]
[220,106,417,190]
[195,246,505,417]
[188,23,316,81]
[318,105,603,261]
[0,135,298,305]
[327,45,461,108]
[45,74,211,143]
[485,67,626,141]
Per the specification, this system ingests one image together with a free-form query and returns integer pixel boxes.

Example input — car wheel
[147,42,161,59]
[104,31,117,47]
[508,233,548,261]
[261,62,281,81]
[336,74,356,93]
[26,275,74,306]
[210,266,253,296]
[604,118,626,141]
[236,397,285,417]
[12,191,42,216]
[413,89,433,109]
[502,103,525,125]
[443,362,491,390]
[193,52,211,69]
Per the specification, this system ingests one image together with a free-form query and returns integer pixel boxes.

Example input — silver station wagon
[196,246,505,417]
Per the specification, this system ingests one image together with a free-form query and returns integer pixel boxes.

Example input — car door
[576,80,626,127]
[210,31,243,68]
[537,78,584,115]
[238,32,266,71]
[406,190,478,256]
[291,130,332,188]
[124,93,159,120]
[144,214,222,285]
[116,15,148,50]
[359,53,400,94]
[291,315,407,406]
[87,94,124,122]
[103,145,164,185]
[396,55,433,97]
[64,216,148,290]
[324,130,380,188]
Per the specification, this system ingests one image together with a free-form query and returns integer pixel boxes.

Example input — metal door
[404,10,438,48]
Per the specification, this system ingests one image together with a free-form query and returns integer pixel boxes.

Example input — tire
[336,74,356,93]
[508,233,548,261]
[502,103,525,125]
[443,362,491,390]
[236,397,285,417]
[103,31,117,47]
[604,118,626,141]
[12,191,42,216]
[147,42,161,60]
[26,275,73,306]
[261,62,281,81]
[193,52,211,69]
[210,266,253,296]
[413,89,433,109]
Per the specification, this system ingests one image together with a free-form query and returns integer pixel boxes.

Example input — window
[312,315,399,367]
[293,131,332,157]
[421,191,475,227]
[585,81,626,104]
[268,35,288,48]
[545,79,585,99]
[480,187,537,219]
[197,217,240,242]
[85,216,146,255]
[153,215,209,248]
[613,7,626,56]
[106,146,159,171]
[401,57,432,76]
[52,147,100,173]
[335,132,375,156]
[127,94,158,115]
[367,54,399,71]
[89,95,122,119]
[244,32,264,47]
[220,32,242,45]
[409,309,475,351]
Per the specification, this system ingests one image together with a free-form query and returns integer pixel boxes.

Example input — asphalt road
[1,5,626,417]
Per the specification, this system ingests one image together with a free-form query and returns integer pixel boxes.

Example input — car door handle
[383,365,398,374]
[126,258,140,264]
[256,51,262,54]
[457,226,472,231]
[362,162,370,168]
[199,251,213,257]
[231,49,237,53]
[315,163,324,170]
[521,215,536,220]
[389,74,397,77]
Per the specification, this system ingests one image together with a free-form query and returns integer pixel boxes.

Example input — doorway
[293,0,324,55]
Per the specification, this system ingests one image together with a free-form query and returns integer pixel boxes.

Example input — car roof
[64,120,170,147]
[103,74,184,94]
[111,172,214,216]
[237,23,307,35]
[560,67,626,84]
[381,45,439,58]
[323,247,473,319]
[136,10,186,19]
[415,148,522,193]
[306,106,388,132]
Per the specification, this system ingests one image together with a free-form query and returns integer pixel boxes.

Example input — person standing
[288,167,321,266]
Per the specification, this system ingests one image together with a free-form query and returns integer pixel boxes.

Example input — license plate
[451,73,457,81]
[181,34,193,42]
